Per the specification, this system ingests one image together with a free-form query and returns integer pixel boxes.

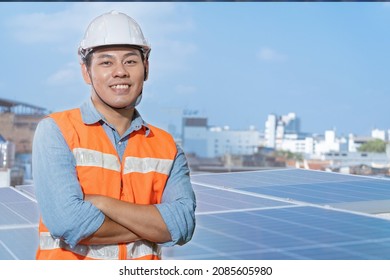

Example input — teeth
[111,85,129,89]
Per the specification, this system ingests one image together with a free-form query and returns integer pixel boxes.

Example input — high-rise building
[264,112,301,149]
[264,114,277,149]
[282,112,300,134]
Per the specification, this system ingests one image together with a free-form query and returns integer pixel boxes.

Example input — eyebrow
[95,51,141,60]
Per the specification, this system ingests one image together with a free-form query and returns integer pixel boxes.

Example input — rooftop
[2,168,390,260]
[0,97,48,115]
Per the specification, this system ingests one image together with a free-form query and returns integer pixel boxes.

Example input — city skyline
[0,2,389,136]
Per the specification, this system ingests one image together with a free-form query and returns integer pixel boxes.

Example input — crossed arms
[82,195,171,244]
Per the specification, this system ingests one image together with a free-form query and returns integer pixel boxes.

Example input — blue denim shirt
[32,99,196,248]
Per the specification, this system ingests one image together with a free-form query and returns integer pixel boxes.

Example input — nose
[113,63,129,78]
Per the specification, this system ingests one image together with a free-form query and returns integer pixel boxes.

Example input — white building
[262,112,385,160]
[265,112,301,149]
[314,130,344,155]
[280,127,390,169]
[264,114,277,149]
[371,129,387,141]
[183,117,261,158]
[207,126,260,158]
[279,134,314,155]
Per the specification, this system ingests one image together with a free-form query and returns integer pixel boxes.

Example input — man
[32,10,196,260]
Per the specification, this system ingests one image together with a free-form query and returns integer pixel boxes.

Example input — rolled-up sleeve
[155,145,196,247]
[32,118,105,248]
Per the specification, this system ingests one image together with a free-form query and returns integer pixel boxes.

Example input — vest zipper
[120,179,125,200]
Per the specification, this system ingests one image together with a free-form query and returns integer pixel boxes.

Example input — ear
[81,63,92,85]
[143,59,149,81]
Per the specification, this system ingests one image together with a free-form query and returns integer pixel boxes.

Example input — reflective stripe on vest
[73,148,121,172]
[39,233,161,260]
[73,148,173,175]
[124,157,173,175]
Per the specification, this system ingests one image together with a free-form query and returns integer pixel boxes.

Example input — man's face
[82,46,148,110]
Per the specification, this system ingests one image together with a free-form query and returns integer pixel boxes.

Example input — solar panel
[15,184,36,200]
[193,183,293,213]
[192,168,368,188]
[0,187,39,260]
[0,228,38,260]
[1,168,390,260]
[191,169,390,213]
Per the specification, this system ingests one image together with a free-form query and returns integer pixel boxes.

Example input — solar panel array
[1,168,390,260]
[163,169,390,259]
[0,186,38,260]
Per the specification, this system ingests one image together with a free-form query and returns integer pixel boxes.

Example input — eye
[99,60,112,66]
[124,59,137,65]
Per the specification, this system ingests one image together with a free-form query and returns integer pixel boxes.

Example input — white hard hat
[79,11,151,61]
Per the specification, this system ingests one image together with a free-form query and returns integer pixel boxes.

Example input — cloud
[7,9,83,45]
[6,2,196,76]
[45,62,80,86]
[6,3,191,45]
[256,47,287,62]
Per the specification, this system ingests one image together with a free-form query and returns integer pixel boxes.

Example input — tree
[275,150,303,161]
[358,139,386,153]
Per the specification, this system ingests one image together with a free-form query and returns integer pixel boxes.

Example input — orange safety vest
[36,108,177,260]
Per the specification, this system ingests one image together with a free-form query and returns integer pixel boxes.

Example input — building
[314,130,348,155]
[371,128,387,141]
[264,112,301,149]
[0,98,49,184]
[279,133,314,155]
[261,113,390,174]
[182,111,389,175]
[264,114,277,149]
[182,116,261,158]
[182,117,208,157]
[320,151,389,169]
[0,98,48,154]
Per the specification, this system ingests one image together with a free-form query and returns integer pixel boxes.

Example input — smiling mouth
[110,84,130,89]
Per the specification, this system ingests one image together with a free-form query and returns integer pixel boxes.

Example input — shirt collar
[80,98,150,136]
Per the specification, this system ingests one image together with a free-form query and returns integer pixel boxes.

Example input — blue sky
[0,2,389,137]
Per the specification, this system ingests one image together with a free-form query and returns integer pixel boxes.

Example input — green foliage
[358,139,386,153]
[275,150,303,161]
